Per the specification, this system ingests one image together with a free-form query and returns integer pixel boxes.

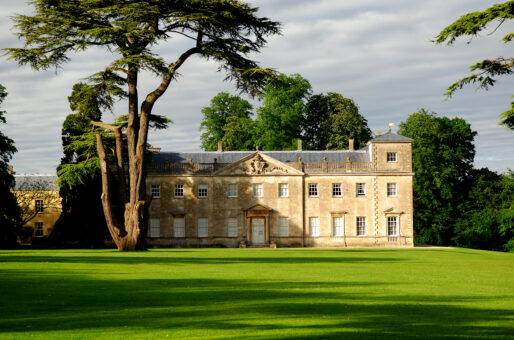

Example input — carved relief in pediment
[244,154,288,175]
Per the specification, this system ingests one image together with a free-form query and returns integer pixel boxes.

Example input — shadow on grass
[0,269,512,339]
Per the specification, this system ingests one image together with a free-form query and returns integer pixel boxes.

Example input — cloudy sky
[1,0,513,174]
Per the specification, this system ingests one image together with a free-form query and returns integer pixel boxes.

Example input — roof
[14,175,59,191]
[370,131,413,142]
[150,150,371,164]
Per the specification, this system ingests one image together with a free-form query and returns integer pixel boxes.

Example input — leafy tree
[303,92,372,150]
[0,84,21,248]
[434,1,514,129]
[255,74,312,150]
[6,0,280,250]
[398,109,477,246]
[199,92,254,151]
[454,168,514,252]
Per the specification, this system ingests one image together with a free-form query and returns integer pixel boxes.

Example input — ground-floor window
[387,216,399,236]
[279,217,289,237]
[35,222,44,237]
[150,219,160,238]
[173,217,185,237]
[309,217,319,237]
[198,218,209,237]
[227,218,238,237]
[333,217,344,236]
[356,217,366,236]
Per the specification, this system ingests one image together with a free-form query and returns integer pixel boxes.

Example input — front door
[251,218,265,244]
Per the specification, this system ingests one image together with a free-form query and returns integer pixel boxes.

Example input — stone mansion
[146,131,414,248]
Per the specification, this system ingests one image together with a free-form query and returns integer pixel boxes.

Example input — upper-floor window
[279,183,289,198]
[174,184,184,198]
[198,218,209,237]
[332,183,342,197]
[309,184,318,197]
[35,200,44,213]
[387,183,397,197]
[387,216,399,236]
[387,152,397,162]
[227,217,238,237]
[150,219,160,238]
[198,184,208,198]
[356,217,366,236]
[253,183,263,197]
[356,183,366,197]
[279,217,289,237]
[228,184,238,198]
[309,217,319,237]
[35,222,44,237]
[151,184,160,198]
[173,217,185,238]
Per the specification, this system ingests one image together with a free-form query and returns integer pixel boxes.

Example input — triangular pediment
[215,152,303,176]
[244,203,273,211]
[384,207,404,214]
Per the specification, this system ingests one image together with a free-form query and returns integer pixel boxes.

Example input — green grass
[0,248,512,339]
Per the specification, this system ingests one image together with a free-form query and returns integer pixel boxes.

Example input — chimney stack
[297,139,302,151]
[348,139,354,151]
[217,141,223,152]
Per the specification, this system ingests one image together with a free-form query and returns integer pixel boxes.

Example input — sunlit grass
[0,248,512,339]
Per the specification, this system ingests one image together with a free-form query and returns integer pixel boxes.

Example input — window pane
[150,219,160,237]
[332,184,342,197]
[35,200,44,213]
[387,152,397,162]
[253,184,263,197]
[279,217,289,237]
[387,216,398,235]
[151,184,160,198]
[35,222,44,237]
[309,184,318,197]
[228,218,238,237]
[279,183,289,197]
[309,217,319,236]
[356,183,366,196]
[174,184,184,198]
[333,217,344,236]
[198,184,208,198]
[173,217,185,237]
[228,184,238,197]
[387,183,397,197]
[198,218,208,237]
[356,217,366,236]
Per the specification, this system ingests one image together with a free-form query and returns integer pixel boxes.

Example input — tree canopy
[0,84,21,248]
[6,0,280,250]
[434,1,514,129]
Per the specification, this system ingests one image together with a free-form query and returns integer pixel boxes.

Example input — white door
[252,218,265,244]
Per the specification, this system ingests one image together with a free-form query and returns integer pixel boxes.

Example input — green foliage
[0,84,21,247]
[398,109,477,246]
[199,92,254,151]
[434,1,514,129]
[454,169,514,252]
[255,74,312,150]
[303,92,372,150]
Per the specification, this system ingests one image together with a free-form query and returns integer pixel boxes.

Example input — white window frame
[35,222,44,237]
[35,200,44,213]
[174,184,184,198]
[387,152,397,162]
[356,217,366,236]
[198,184,208,198]
[279,217,289,237]
[197,218,209,237]
[253,183,263,197]
[387,216,399,236]
[332,183,342,197]
[151,184,160,198]
[278,183,289,198]
[173,217,185,238]
[333,216,344,237]
[309,217,319,237]
[228,184,238,198]
[387,183,397,197]
[308,183,318,197]
[227,217,238,237]
[356,183,366,197]
[150,219,160,238]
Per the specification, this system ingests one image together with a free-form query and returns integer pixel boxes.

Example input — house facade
[146,131,414,248]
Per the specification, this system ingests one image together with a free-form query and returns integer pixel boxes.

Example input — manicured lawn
[0,248,512,339]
